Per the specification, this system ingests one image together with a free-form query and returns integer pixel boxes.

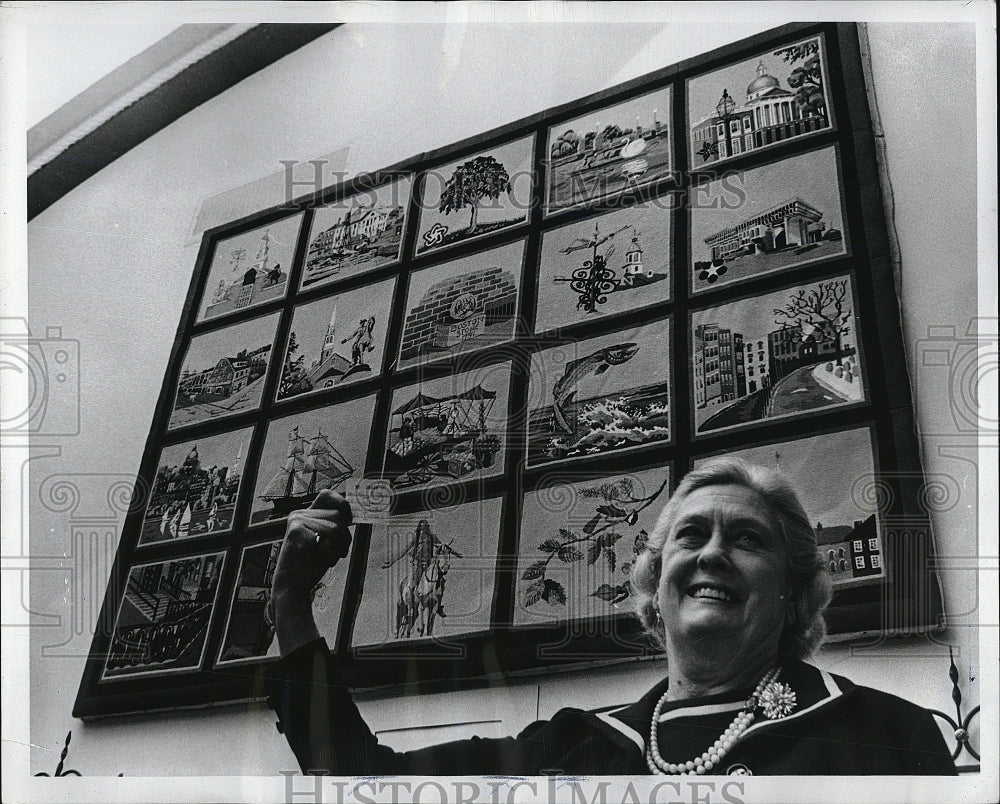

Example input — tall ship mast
[259,427,354,517]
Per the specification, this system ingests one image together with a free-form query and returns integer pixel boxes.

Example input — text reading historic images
[168,313,280,430]
[249,396,376,525]
[382,364,511,492]
[300,176,412,290]
[534,204,672,332]
[216,537,355,664]
[277,277,396,401]
[352,496,503,646]
[102,551,226,679]
[687,36,832,167]
[415,137,534,255]
[690,146,847,293]
[696,427,884,590]
[138,427,252,546]
[514,466,671,626]
[198,215,302,322]
[526,320,671,467]
[546,85,673,212]
[397,242,525,370]
[690,274,865,436]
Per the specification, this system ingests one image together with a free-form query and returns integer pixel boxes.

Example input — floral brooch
[757,680,797,719]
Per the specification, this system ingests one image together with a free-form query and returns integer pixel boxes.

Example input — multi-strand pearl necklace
[645,667,781,775]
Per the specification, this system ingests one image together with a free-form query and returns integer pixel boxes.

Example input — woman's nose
[696,531,731,568]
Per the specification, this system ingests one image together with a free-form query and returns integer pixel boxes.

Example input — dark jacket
[263,639,956,776]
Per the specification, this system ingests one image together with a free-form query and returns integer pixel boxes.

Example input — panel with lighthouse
[249,397,376,526]
[197,213,303,323]
[138,427,253,547]
[276,277,396,402]
[534,203,672,333]
[687,35,833,167]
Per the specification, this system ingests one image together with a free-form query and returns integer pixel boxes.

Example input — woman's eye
[675,526,703,543]
[736,530,763,545]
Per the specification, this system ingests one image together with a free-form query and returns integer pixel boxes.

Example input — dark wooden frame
[74,22,943,718]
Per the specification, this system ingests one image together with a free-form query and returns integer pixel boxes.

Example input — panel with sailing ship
[138,427,252,546]
[277,276,396,401]
[534,203,672,333]
[249,396,376,525]
[197,214,303,323]
[380,363,512,493]
[351,496,503,646]
[102,550,227,680]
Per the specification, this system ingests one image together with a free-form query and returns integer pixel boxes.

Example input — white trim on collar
[738,668,844,741]
[596,708,645,754]
[658,700,746,723]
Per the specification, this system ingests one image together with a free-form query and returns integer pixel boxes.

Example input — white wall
[23,19,985,778]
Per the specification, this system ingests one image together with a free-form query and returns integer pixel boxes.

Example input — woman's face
[657,483,792,665]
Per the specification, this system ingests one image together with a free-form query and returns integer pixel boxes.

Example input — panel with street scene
[691,274,866,436]
[534,203,672,333]
[102,551,226,679]
[138,427,252,546]
[687,35,832,167]
[513,465,671,627]
[545,85,673,213]
[197,214,302,322]
[525,320,672,467]
[277,277,396,401]
[690,146,847,293]
[695,427,884,590]
[397,242,525,370]
[249,396,376,525]
[415,136,534,255]
[381,363,511,493]
[300,176,412,290]
[167,313,280,430]
[351,496,503,646]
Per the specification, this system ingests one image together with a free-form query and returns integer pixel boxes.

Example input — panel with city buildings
[687,36,832,167]
[534,202,672,332]
[138,427,252,546]
[277,276,396,402]
[690,146,847,293]
[197,214,303,322]
[168,312,280,430]
[415,135,534,256]
[545,84,673,213]
[300,176,412,291]
[691,274,865,435]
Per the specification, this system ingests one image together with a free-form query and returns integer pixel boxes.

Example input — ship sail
[259,427,353,509]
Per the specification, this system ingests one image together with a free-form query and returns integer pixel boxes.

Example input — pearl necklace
[645,667,781,775]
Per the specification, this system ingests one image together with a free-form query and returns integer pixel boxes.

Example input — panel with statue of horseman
[351,496,503,646]
[197,213,302,323]
[138,427,252,546]
[249,396,376,525]
[534,203,672,333]
[276,276,396,401]
[396,241,525,371]
[381,364,511,491]
[102,551,226,679]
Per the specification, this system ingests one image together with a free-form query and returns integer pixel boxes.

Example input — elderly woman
[265,458,956,775]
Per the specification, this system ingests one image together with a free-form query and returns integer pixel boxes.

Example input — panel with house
[198,214,302,322]
[138,427,252,546]
[102,551,226,679]
[526,320,672,467]
[688,36,831,166]
[397,242,524,370]
[690,147,847,292]
[249,395,376,525]
[691,276,865,435]
[415,136,534,255]
[514,465,671,627]
[545,85,673,213]
[534,203,672,332]
[168,313,280,430]
[696,427,884,589]
[351,496,503,646]
[277,277,396,402]
[300,176,411,290]
[382,364,511,492]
